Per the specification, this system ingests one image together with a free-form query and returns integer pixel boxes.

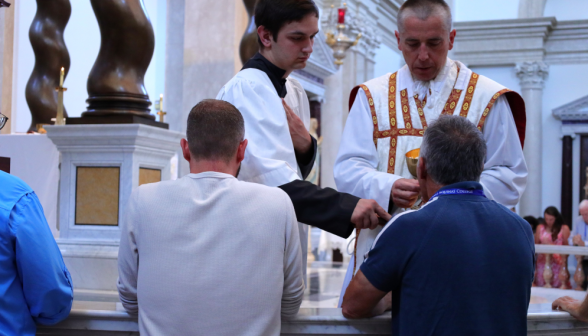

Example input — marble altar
[45,124,182,291]
[37,263,588,335]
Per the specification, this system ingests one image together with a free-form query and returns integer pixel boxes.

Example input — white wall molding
[454,17,588,67]
[553,95,588,124]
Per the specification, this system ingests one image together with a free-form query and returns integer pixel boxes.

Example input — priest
[217,0,391,274]
[335,0,528,302]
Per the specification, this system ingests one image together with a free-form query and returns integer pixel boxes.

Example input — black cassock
[277,136,359,239]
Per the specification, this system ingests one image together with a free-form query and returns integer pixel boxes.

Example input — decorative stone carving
[553,94,588,121]
[516,61,549,89]
[83,0,155,120]
[239,0,258,65]
[574,255,585,291]
[25,0,71,132]
[543,254,553,288]
[558,255,570,289]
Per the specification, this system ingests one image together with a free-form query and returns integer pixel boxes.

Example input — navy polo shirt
[360,181,535,336]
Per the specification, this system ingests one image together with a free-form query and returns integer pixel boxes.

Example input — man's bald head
[397,0,452,34]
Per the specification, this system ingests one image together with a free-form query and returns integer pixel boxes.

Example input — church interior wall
[373,44,403,78]
[454,0,519,22]
[544,0,588,21]
[542,63,588,221]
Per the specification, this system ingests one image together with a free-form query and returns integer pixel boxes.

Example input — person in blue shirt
[341,115,535,335]
[0,171,73,335]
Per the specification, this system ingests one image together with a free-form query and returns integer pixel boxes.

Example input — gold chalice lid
[405,148,420,178]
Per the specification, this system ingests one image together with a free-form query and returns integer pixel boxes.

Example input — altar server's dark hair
[420,115,486,185]
[255,0,319,48]
[187,100,245,163]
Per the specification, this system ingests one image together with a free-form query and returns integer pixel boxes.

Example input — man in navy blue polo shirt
[341,116,535,335]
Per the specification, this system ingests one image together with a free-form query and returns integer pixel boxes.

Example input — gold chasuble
[347,60,526,276]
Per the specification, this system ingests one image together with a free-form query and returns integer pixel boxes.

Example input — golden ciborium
[405,148,421,209]
[405,148,420,178]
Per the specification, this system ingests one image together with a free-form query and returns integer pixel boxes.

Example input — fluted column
[82,0,155,121]
[239,0,258,65]
[25,0,71,132]
[516,61,549,217]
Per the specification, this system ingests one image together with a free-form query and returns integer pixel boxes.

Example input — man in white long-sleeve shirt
[335,0,528,302]
[117,99,304,336]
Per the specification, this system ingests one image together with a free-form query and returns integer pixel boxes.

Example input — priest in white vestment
[217,0,391,280]
[335,0,528,303]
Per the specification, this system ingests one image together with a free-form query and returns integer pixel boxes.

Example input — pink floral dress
[535,225,571,288]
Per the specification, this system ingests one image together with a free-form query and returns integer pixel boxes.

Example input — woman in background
[535,206,571,288]
[524,216,539,234]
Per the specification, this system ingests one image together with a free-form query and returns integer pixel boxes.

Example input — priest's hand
[391,179,420,208]
[282,99,312,154]
[351,199,392,230]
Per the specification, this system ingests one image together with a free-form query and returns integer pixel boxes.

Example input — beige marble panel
[75,167,120,226]
[0,3,14,134]
[139,167,161,186]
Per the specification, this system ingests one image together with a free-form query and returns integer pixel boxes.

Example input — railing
[534,245,588,290]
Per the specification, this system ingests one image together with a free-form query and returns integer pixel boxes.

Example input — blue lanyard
[431,188,486,199]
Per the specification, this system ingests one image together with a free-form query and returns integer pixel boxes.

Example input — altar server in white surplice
[335,0,528,303]
[118,100,304,336]
[217,0,391,279]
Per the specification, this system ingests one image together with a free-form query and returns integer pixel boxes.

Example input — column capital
[516,61,549,89]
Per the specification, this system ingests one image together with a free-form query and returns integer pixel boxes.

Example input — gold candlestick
[55,67,67,125]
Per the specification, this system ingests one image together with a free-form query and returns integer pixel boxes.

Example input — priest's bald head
[395,0,456,82]
[180,99,248,177]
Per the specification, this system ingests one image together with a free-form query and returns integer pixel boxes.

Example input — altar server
[118,100,304,336]
[217,0,391,272]
[335,0,528,301]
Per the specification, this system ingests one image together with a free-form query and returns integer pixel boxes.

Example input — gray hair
[420,116,486,185]
[186,99,245,163]
[397,0,452,33]
[580,200,588,210]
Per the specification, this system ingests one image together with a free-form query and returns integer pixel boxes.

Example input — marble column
[165,0,247,177]
[518,0,547,18]
[320,69,343,189]
[516,61,549,217]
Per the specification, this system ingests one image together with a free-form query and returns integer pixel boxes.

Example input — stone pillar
[518,0,547,18]
[321,69,343,189]
[516,61,548,217]
[561,135,573,226]
[165,0,247,177]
